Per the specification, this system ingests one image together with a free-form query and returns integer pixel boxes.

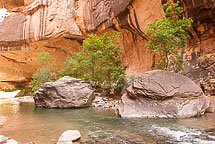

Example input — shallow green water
[0,100,215,144]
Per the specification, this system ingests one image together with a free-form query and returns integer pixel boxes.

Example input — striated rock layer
[34,76,95,108]
[0,0,83,88]
[0,0,163,88]
[117,70,210,118]
[0,0,215,97]
[178,0,215,97]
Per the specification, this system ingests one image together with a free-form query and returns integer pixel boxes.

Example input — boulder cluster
[33,71,214,119]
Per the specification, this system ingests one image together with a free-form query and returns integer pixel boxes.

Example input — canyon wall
[0,0,83,88]
[0,0,34,11]
[0,0,163,88]
[181,0,215,96]
[0,0,215,96]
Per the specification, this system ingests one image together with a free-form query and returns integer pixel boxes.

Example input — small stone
[57,130,81,144]
[0,135,8,143]
[7,139,18,144]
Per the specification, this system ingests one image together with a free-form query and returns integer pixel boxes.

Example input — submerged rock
[34,76,95,108]
[117,70,210,118]
[57,130,81,144]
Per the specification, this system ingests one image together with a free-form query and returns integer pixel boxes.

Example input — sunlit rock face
[0,0,163,88]
[78,0,163,75]
[0,0,82,88]
[1,0,215,94]
[0,0,24,11]
[0,0,34,11]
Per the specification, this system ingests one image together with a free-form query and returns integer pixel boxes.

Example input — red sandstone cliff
[0,0,163,88]
[0,0,214,96]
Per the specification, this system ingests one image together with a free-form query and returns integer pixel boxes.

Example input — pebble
[91,96,119,109]
[13,96,34,103]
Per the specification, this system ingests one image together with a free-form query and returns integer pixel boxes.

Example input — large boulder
[34,76,95,108]
[117,70,210,118]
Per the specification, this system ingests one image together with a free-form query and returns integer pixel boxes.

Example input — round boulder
[117,70,210,118]
[34,76,95,108]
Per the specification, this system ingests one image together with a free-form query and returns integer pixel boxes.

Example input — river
[0,99,215,144]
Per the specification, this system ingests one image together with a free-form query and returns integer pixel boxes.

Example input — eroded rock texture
[1,0,215,97]
[78,0,163,74]
[0,0,163,88]
[34,76,95,108]
[117,70,210,118]
[180,0,215,96]
[0,0,34,11]
[0,0,83,88]
[0,0,24,11]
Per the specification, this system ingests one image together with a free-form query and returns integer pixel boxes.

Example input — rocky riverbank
[91,96,119,109]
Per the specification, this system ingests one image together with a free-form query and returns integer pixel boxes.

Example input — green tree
[59,31,125,94]
[145,0,192,73]
[31,52,56,92]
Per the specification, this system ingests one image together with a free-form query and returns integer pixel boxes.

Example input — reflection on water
[0,102,215,144]
[0,99,20,114]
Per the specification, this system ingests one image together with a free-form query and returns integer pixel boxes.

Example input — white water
[0,8,13,22]
[152,125,215,144]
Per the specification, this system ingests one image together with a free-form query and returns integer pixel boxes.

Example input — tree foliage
[59,31,125,94]
[145,0,192,72]
[31,52,56,92]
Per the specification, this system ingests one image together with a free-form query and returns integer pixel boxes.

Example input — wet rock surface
[0,135,18,144]
[57,130,81,144]
[117,70,210,118]
[34,76,95,108]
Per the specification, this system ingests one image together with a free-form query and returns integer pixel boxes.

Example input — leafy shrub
[145,0,192,73]
[59,31,125,94]
[31,52,56,92]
